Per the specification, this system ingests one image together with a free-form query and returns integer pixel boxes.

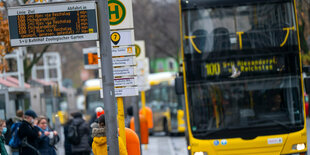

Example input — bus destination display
[200,55,286,80]
[8,1,98,46]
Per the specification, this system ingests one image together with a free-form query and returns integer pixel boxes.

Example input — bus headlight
[194,152,207,155]
[292,143,306,150]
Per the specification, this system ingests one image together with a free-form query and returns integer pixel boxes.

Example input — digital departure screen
[8,1,98,46]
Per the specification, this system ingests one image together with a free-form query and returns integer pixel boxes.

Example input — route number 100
[205,63,221,76]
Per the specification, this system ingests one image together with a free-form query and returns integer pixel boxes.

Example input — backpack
[8,122,22,148]
[67,123,82,145]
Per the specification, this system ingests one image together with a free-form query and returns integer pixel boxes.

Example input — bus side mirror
[175,76,184,95]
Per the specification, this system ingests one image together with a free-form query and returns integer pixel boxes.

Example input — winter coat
[91,127,127,155]
[38,127,57,155]
[70,117,91,153]
[18,120,40,155]
[0,135,8,155]
[64,119,73,155]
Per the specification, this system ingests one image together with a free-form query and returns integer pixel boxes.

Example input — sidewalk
[56,126,65,154]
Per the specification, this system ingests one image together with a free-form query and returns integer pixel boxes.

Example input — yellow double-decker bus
[146,72,186,135]
[178,0,307,154]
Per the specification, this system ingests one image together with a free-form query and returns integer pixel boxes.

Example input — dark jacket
[18,120,40,155]
[64,119,73,155]
[4,118,13,145]
[0,136,8,155]
[38,127,57,155]
[71,117,91,153]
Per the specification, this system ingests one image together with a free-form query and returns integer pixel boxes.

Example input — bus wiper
[202,127,230,137]
[256,119,292,131]
[269,120,293,131]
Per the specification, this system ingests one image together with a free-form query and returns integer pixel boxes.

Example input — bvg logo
[108,0,126,26]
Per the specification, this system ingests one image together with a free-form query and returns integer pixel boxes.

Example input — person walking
[91,114,127,155]
[64,118,73,155]
[8,110,23,155]
[37,116,59,155]
[0,119,8,155]
[18,110,41,155]
[70,112,91,155]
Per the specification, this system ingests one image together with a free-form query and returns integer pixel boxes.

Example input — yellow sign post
[140,90,147,149]
[117,97,126,147]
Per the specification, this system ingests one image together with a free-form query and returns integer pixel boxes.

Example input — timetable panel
[8,1,98,46]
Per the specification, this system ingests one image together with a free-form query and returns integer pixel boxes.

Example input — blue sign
[221,140,227,145]
[213,140,219,146]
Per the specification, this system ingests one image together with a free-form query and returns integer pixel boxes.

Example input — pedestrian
[89,107,105,128]
[88,107,105,147]
[64,118,73,155]
[0,119,8,155]
[7,110,23,155]
[18,109,41,155]
[91,114,127,155]
[125,106,133,128]
[70,112,91,155]
[37,116,59,155]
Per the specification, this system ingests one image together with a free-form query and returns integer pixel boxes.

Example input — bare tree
[133,0,180,60]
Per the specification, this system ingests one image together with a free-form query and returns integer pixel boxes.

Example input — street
[55,131,188,155]
[142,133,188,155]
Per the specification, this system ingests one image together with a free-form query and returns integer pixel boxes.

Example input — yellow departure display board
[8,1,98,46]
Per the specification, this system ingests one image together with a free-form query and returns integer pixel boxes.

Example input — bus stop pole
[97,0,119,154]
[132,96,142,154]
[117,97,127,146]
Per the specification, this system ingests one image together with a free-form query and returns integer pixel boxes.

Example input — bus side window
[212,27,231,51]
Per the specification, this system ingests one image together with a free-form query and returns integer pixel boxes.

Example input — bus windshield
[86,91,103,114]
[182,1,304,139]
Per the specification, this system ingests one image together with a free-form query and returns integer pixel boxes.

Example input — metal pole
[17,48,25,88]
[132,96,141,138]
[97,0,120,154]
[52,85,60,132]
[132,96,142,154]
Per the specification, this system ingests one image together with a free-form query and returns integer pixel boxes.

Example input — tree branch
[153,43,177,59]
[24,45,50,81]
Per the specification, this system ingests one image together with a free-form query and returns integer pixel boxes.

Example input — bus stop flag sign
[109,0,134,30]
